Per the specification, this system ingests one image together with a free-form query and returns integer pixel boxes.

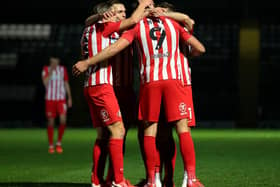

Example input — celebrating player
[73,1,205,186]
[79,0,152,186]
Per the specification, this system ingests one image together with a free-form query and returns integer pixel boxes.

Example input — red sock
[144,136,156,183]
[105,160,114,183]
[57,124,66,143]
[179,132,196,179]
[155,148,160,173]
[47,126,54,146]
[109,138,124,184]
[92,139,107,185]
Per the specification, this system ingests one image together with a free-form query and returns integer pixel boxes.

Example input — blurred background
[0,0,280,129]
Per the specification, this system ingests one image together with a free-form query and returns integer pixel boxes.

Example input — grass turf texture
[0,128,280,187]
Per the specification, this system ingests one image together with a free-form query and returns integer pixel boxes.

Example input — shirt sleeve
[103,21,122,37]
[179,25,192,42]
[63,66,69,81]
[42,66,48,78]
[120,26,137,44]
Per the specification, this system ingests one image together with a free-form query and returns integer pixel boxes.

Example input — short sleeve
[179,25,192,42]
[103,21,121,37]
[121,26,137,44]
[42,66,48,78]
[63,66,69,81]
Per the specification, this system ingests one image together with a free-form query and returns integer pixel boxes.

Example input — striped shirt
[121,16,191,84]
[80,21,121,87]
[180,43,192,85]
[42,65,68,101]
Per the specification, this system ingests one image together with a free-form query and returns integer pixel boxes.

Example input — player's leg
[143,122,158,187]
[56,101,67,153]
[45,100,56,154]
[181,85,197,187]
[47,117,55,154]
[91,127,110,187]
[162,80,204,187]
[84,87,110,186]
[138,82,162,187]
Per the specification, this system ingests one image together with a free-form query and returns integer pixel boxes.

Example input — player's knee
[175,118,190,134]
[108,121,125,139]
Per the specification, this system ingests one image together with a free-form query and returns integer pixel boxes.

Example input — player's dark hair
[107,0,122,6]
[156,1,176,12]
[91,2,111,14]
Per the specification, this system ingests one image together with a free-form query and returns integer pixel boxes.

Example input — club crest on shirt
[117,110,122,117]
[100,109,110,122]
[179,102,187,115]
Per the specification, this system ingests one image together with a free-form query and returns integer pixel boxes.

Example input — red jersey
[80,21,121,87]
[110,32,134,87]
[179,43,192,85]
[121,17,191,84]
[42,65,69,101]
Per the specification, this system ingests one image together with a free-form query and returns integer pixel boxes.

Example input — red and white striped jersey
[80,21,121,87]
[179,43,192,85]
[121,16,192,84]
[42,65,69,101]
[110,32,134,87]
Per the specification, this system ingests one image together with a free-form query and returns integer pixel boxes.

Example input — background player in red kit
[73,1,206,186]
[79,1,151,186]
[42,56,72,154]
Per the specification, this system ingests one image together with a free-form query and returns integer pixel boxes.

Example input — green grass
[0,128,280,186]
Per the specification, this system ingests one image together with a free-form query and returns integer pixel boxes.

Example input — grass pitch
[0,128,280,187]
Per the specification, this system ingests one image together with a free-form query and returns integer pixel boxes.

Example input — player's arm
[64,81,72,108]
[118,0,152,32]
[184,36,205,56]
[179,26,205,56]
[164,11,194,32]
[85,10,115,26]
[42,68,52,87]
[73,38,131,76]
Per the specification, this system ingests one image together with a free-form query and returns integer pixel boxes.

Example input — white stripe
[47,67,51,99]
[158,20,168,80]
[183,48,191,85]
[100,36,109,84]
[177,47,182,82]
[140,20,150,83]
[57,67,61,100]
[147,20,159,81]
[165,19,177,79]
[52,70,56,100]
[109,65,113,85]
[91,25,97,85]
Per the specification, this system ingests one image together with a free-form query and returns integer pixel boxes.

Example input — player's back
[130,16,187,84]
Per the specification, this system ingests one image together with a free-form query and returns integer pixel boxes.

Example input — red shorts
[138,80,190,122]
[184,85,196,127]
[45,100,67,118]
[84,84,122,128]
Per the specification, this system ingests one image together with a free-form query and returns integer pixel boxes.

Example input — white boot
[181,170,188,187]
[155,172,162,187]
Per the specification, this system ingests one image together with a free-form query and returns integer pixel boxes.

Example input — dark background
[0,0,279,128]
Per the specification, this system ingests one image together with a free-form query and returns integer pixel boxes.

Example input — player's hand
[184,18,195,33]
[67,98,72,108]
[72,60,89,77]
[139,0,153,8]
[103,10,115,20]
[149,7,167,17]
